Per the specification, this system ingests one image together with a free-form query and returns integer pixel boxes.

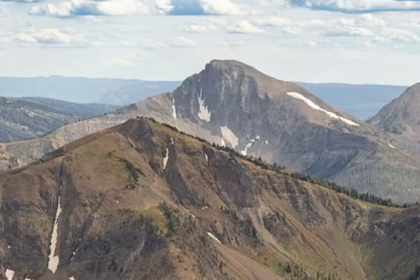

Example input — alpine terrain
[368,82,420,139]
[1,60,420,204]
[0,96,118,142]
[0,118,420,280]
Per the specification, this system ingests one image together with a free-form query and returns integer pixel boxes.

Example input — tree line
[149,118,419,209]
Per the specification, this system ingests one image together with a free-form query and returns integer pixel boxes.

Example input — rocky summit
[2,60,420,204]
[0,118,420,280]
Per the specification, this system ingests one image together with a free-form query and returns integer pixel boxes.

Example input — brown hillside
[0,118,419,280]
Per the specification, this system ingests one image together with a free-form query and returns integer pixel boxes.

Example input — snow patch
[207,232,221,244]
[5,269,14,280]
[265,140,268,145]
[205,153,208,162]
[171,138,174,145]
[163,148,169,169]
[220,126,239,148]
[221,137,226,147]
[241,142,253,156]
[48,196,62,274]
[70,247,79,262]
[172,99,177,120]
[389,144,396,149]
[197,89,211,122]
[241,135,260,156]
[286,92,359,126]
[69,277,75,280]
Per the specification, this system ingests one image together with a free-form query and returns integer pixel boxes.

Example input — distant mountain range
[0,96,118,143]
[0,76,407,120]
[297,82,406,120]
[1,60,419,205]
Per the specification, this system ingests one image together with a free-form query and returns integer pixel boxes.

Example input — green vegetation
[106,152,144,190]
[159,202,183,237]
[289,172,419,208]
[43,145,55,157]
[151,118,420,208]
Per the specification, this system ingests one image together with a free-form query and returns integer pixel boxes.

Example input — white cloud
[0,0,40,2]
[138,39,166,50]
[221,38,246,49]
[108,58,133,66]
[283,27,301,35]
[323,26,375,37]
[298,15,387,38]
[304,40,318,47]
[29,0,150,17]
[156,0,245,15]
[168,36,197,48]
[375,28,420,43]
[357,14,386,27]
[253,16,293,27]
[13,29,84,45]
[182,22,218,33]
[227,20,264,34]
[291,0,420,13]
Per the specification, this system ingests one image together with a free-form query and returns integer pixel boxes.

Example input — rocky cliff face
[1,60,420,204]
[133,60,420,204]
[0,118,419,280]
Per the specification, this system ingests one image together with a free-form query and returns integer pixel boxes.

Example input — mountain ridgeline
[1,118,420,280]
[0,96,118,143]
[1,60,420,206]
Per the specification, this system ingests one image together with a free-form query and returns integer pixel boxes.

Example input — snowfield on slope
[172,99,177,120]
[207,232,222,244]
[163,148,169,169]
[197,89,211,122]
[286,92,359,126]
[220,126,239,148]
[48,195,62,274]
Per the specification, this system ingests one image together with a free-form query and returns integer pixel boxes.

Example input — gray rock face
[136,60,420,204]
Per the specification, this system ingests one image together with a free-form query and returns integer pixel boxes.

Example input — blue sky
[0,0,420,85]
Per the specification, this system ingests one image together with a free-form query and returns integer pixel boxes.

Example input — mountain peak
[206,59,256,70]
[369,82,420,138]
